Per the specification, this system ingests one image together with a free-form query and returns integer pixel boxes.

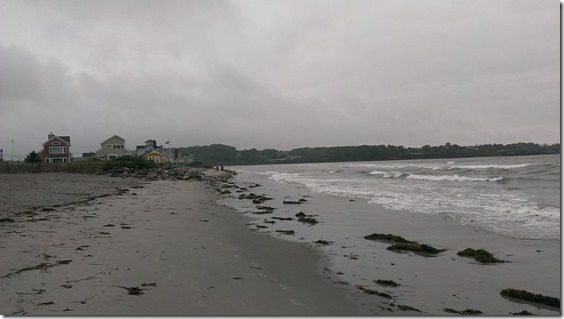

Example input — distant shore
[0,171,369,315]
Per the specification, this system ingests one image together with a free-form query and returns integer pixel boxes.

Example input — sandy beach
[0,172,370,315]
[0,169,559,315]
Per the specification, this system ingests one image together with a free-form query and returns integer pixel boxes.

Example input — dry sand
[0,174,365,315]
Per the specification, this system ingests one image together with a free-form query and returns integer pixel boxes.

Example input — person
[220,165,224,171]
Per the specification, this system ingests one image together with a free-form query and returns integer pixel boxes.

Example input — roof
[42,135,71,146]
[143,150,169,159]
[100,135,125,145]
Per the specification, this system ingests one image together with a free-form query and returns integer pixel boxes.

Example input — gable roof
[100,135,125,145]
[42,135,71,146]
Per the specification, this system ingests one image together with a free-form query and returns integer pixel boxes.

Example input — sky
[0,0,559,157]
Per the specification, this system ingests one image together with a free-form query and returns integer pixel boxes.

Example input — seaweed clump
[363,233,415,244]
[500,288,560,309]
[457,248,506,264]
[387,243,445,255]
[443,308,483,315]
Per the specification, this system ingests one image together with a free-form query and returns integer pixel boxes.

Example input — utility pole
[0,149,3,162]
[11,139,14,162]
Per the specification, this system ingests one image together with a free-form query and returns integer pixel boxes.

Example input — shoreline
[0,172,369,315]
[218,167,561,315]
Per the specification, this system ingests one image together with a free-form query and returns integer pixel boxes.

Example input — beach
[0,172,372,315]
[223,156,560,315]
[0,162,560,316]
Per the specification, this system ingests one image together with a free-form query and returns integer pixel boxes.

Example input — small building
[40,132,72,163]
[135,139,157,156]
[143,150,169,163]
[95,135,132,160]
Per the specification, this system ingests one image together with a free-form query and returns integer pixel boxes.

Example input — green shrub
[103,156,157,171]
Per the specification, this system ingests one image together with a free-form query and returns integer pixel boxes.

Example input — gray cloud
[0,0,559,157]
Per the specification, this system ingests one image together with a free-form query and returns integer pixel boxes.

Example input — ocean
[230,154,560,240]
[219,154,560,314]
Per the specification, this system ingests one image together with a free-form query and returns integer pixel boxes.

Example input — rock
[363,233,416,244]
[295,212,307,217]
[387,243,446,255]
[511,310,534,315]
[40,207,56,212]
[374,280,400,287]
[500,288,560,309]
[457,248,506,264]
[0,218,15,223]
[298,198,307,202]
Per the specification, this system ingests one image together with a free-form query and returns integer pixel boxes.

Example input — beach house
[143,150,169,163]
[40,132,72,163]
[95,135,132,160]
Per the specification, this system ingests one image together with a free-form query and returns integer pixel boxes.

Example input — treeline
[176,142,560,166]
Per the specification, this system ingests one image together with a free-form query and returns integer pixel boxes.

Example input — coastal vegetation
[176,142,560,166]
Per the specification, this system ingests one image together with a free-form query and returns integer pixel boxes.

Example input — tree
[24,151,40,163]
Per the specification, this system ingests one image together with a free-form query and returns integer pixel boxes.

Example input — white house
[95,135,133,160]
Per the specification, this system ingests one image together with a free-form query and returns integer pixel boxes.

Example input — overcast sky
[0,0,559,156]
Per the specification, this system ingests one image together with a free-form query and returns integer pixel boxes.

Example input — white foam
[451,164,530,170]
[406,174,503,182]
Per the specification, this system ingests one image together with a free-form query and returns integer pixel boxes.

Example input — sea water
[232,154,560,240]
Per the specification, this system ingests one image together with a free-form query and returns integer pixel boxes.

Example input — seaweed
[457,248,506,264]
[397,304,421,312]
[356,286,393,299]
[374,280,400,287]
[500,288,560,309]
[363,233,416,244]
[387,243,446,255]
[275,230,295,235]
[1,260,72,278]
[443,308,483,315]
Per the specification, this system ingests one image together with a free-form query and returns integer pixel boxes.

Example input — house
[135,139,157,156]
[95,135,132,160]
[143,150,169,163]
[40,132,72,163]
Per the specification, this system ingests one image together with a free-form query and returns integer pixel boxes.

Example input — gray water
[233,154,560,240]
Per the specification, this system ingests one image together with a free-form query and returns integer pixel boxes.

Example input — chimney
[48,131,55,140]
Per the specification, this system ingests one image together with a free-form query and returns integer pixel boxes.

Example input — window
[49,146,67,154]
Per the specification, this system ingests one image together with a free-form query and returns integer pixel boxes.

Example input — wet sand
[0,174,365,315]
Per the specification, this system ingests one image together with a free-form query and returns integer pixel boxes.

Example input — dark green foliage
[500,289,560,309]
[364,233,416,244]
[24,151,40,163]
[457,248,505,263]
[177,142,560,166]
[103,156,157,171]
